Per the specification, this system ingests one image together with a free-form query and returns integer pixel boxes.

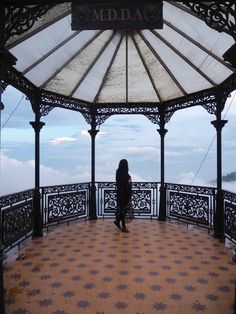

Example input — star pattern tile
[4,219,236,314]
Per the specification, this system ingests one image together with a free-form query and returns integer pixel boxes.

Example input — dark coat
[116,168,132,210]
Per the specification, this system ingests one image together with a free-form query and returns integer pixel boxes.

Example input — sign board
[71,1,163,30]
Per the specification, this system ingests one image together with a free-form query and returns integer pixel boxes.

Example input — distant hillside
[210,171,236,185]
[222,171,236,182]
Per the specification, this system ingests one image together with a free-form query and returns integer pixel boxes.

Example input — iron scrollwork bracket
[145,110,174,126]
[4,5,55,44]
[180,1,236,41]
[39,103,54,117]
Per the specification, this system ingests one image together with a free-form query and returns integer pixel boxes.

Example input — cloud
[49,137,77,145]
[222,181,236,193]
[0,151,88,196]
[175,171,213,187]
[126,146,157,154]
[81,130,90,136]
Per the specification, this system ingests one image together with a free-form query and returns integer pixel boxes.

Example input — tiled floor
[4,219,236,314]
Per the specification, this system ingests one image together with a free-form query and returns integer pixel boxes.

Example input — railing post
[0,206,5,314]
[0,81,4,314]
[30,102,45,237]
[88,127,99,220]
[211,117,227,238]
[157,113,168,221]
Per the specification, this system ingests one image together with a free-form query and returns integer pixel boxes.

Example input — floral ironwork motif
[168,191,210,225]
[4,5,54,44]
[104,190,117,214]
[47,191,87,223]
[166,183,216,196]
[181,2,236,40]
[166,183,215,226]
[97,182,158,217]
[223,190,236,241]
[42,183,90,194]
[5,67,35,98]
[224,201,236,241]
[0,189,34,208]
[2,200,33,249]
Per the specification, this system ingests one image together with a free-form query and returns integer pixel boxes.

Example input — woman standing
[114,159,132,233]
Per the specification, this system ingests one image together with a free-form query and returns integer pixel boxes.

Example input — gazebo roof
[4,1,236,109]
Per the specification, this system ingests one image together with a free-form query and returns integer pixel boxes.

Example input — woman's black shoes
[121,227,129,233]
[113,220,121,229]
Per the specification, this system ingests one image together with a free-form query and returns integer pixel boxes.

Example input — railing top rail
[41,182,91,193]
[222,189,236,203]
[165,182,216,196]
[0,189,34,208]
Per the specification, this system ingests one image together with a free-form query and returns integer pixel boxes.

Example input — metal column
[30,94,45,238]
[157,112,168,221]
[88,112,99,220]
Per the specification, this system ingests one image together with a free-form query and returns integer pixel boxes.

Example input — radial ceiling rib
[163,19,235,72]
[131,33,161,102]
[151,30,217,87]
[6,8,71,50]
[139,30,187,96]
[70,31,116,98]
[22,31,80,75]
[40,30,104,89]
[126,32,128,103]
[94,33,123,103]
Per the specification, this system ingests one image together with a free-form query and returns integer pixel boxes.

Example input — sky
[0,85,236,196]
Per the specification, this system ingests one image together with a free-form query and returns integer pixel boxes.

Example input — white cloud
[176,172,212,187]
[49,136,77,145]
[126,146,157,154]
[223,181,236,193]
[0,152,34,195]
[81,130,90,136]
[193,148,205,153]
[0,151,87,196]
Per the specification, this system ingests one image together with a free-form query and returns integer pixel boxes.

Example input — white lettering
[133,8,143,21]
[108,9,117,21]
[93,9,104,21]
[121,8,130,21]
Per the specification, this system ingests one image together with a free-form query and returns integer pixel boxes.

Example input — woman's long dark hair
[117,159,129,173]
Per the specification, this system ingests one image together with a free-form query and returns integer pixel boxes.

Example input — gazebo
[0,1,236,313]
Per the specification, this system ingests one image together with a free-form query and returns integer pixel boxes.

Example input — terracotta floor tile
[4,219,236,314]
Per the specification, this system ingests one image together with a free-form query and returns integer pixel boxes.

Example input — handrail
[0,182,236,251]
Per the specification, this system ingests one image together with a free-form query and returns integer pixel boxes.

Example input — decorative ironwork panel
[4,67,35,99]
[223,190,236,242]
[168,191,210,225]
[166,183,216,196]
[41,91,91,117]
[97,181,158,217]
[97,105,160,115]
[168,90,216,115]
[47,191,87,223]
[0,189,34,208]
[223,190,236,204]
[224,201,236,242]
[4,5,54,43]
[104,190,117,214]
[42,183,90,195]
[2,200,33,249]
[181,1,236,41]
[132,190,152,215]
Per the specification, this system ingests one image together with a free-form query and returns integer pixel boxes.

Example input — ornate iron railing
[0,189,34,251]
[166,183,216,228]
[223,190,236,243]
[1,182,236,251]
[96,181,159,218]
[41,183,90,227]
